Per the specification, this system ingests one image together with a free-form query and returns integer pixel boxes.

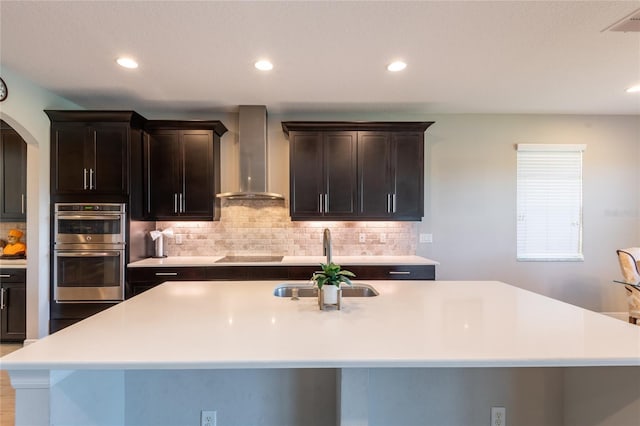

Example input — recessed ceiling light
[254,60,273,71]
[116,57,138,69]
[387,61,407,72]
[626,84,640,93]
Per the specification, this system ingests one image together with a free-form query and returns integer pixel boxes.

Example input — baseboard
[23,338,39,346]
[600,311,628,322]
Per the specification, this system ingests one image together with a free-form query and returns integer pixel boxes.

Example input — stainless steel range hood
[216,105,284,200]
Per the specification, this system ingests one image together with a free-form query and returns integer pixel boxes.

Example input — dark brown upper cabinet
[46,110,146,202]
[0,121,27,221]
[358,131,425,220]
[283,121,434,221]
[288,130,358,219]
[142,121,227,221]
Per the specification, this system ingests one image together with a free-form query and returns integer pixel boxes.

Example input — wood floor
[0,343,22,426]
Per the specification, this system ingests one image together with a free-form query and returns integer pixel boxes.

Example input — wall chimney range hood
[217,105,284,200]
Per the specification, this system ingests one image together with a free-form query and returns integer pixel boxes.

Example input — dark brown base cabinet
[127,264,435,298]
[0,121,27,221]
[0,269,26,342]
[282,122,434,221]
[143,121,227,221]
[49,302,119,334]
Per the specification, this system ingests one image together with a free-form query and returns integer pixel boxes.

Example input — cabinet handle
[319,194,323,213]
[0,288,5,310]
[155,272,178,276]
[0,274,11,278]
[389,271,411,275]
[174,193,178,213]
[324,193,328,213]
[21,194,25,214]
[392,193,397,213]
[83,168,88,190]
[387,194,392,213]
[179,193,184,213]
[90,168,95,190]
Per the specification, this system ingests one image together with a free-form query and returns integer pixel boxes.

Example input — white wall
[0,67,79,339]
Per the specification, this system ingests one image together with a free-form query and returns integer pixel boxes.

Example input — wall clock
[0,77,7,102]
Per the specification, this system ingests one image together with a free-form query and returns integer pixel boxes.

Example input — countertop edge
[4,358,640,371]
[128,255,440,268]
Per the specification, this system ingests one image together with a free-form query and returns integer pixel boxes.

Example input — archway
[0,111,48,341]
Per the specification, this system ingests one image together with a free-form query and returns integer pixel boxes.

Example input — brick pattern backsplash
[157,200,417,256]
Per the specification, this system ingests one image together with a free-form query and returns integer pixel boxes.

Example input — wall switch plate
[491,407,506,426]
[379,233,386,243]
[419,233,433,243]
[201,410,217,426]
[359,233,366,243]
[175,234,183,245]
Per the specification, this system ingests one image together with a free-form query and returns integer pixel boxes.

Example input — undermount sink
[273,283,379,298]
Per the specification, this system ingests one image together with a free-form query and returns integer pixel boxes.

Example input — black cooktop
[215,255,284,263]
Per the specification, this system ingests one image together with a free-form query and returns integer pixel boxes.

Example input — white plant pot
[322,284,339,305]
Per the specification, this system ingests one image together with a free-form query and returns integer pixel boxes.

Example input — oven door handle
[56,252,121,257]
[56,215,123,220]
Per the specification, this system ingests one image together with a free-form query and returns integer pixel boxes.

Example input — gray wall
[116,367,638,426]
[0,67,80,339]
[252,111,639,313]
[417,114,640,313]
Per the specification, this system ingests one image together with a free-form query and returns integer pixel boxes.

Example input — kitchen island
[2,279,640,425]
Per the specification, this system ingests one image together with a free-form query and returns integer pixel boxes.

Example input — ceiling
[1,0,640,115]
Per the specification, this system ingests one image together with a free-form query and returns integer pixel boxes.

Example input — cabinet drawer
[343,265,435,280]
[0,269,26,283]
[287,266,320,280]
[205,266,290,280]
[127,267,207,284]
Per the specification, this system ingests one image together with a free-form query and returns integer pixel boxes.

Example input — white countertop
[2,280,639,370]
[128,255,438,267]
[0,258,27,268]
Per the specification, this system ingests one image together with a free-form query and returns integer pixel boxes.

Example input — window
[516,144,585,261]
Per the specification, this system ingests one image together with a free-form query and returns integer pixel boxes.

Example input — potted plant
[312,262,355,306]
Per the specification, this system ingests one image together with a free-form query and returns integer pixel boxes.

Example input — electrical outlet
[201,410,217,426]
[379,233,387,243]
[175,234,183,245]
[491,407,506,426]
[419,233,433,243]
[359,233,366,243]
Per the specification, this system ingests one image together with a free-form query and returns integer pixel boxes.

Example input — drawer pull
[389,271,411,275]
[0,274,11,278]
[155,272,178,276]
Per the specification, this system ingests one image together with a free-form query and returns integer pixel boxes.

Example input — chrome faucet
[323,228,332,264]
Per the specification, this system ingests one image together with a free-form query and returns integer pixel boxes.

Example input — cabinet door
[290,132,324,217]
[52,125,88,193]
[358,132,392,218]
[146,131,180,218]
[323,132,357,217]
[392,133,424,219]
[92,125,128,194]
[1,282,26,341]
[1,128,27,221]
[181,131,213,217]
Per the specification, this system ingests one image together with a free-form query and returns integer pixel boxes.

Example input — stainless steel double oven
[53,203,126,302]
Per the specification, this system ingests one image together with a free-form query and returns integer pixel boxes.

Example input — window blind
[516,144,585,261]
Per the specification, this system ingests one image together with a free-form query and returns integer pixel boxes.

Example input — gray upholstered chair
[616,248,640,324]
